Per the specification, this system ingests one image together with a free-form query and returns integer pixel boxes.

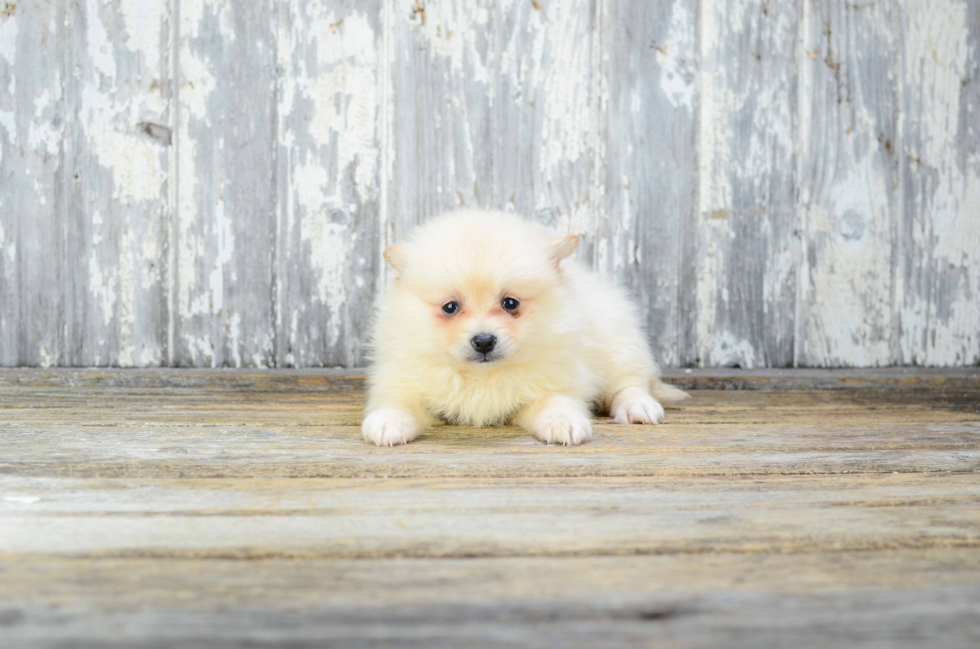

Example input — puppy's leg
[606,380,689,424]
[609,386,664,424]
[362,392,434,447]
[514,396,593,446]
[598,321,688,426]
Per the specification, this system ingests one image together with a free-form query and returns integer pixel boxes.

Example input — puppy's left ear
[548,234,579,267]
[383,245,407,273]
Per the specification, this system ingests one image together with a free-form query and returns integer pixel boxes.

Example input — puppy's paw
[532,404,593,446]
[362,408,420,447]
[611,387,665,425]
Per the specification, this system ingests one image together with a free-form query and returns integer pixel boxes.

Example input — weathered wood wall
[1,0,978,368]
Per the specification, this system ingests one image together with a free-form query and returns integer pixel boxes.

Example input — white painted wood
[898,0,980,366]
[0,1,65,366]
[491,0,601,259]
[174,0,277,367]
[1,0,978,368]
[64,0,171,366]
[387,0,496,243]
[797,0,900,367]
[606,0,698,366]
[697,0,799,368]
[275,0,383,367]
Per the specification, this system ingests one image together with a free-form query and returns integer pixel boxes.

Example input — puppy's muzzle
[470,333,497,355]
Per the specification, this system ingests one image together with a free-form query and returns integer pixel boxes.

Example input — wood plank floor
[1,369,979,647]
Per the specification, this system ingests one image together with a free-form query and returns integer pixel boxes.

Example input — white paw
[532,404,593,446]
[362,408,420,447]
[611,388,665,425]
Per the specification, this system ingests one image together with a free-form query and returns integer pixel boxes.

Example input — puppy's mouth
[470,352,500,364]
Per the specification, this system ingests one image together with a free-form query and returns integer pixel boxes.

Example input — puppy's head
[383,211,578,368]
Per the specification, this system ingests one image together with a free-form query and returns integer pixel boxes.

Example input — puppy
[362,210,687,447]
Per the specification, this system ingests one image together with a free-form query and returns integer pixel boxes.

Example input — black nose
[470,333,497,354]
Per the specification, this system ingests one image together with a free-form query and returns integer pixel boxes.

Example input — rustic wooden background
[1,0,978,369]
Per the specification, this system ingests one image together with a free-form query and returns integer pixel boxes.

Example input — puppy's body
[363,210,685,446]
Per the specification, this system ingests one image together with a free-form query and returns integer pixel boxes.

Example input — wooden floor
[1,368,979,648]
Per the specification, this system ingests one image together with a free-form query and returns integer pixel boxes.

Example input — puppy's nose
[470,333,497,354]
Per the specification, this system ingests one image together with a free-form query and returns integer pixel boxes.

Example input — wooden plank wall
[1,0,978,368]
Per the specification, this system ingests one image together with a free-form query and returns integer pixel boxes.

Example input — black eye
[502,297,520,312]
[442,301,460,315]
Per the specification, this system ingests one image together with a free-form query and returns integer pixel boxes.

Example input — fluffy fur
[362,210,687,447]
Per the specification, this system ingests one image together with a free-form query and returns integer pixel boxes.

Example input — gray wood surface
[173,0,278,368]
[64,0,172,366]
[1,368,979,646]
[275,0,383,368]
[1,1,979,368]
[698,0,799,369]
[606,0,698,367]
[797,0,899,367]
[898,0,980,367]
[0,1,65,366]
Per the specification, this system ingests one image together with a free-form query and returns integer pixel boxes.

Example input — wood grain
[63,0,171,367]
[898,0,980,366]
[4,473,979,557]
[2,372,978,479]
[5,551,979,610]
[387,0,495,245]
[2,2,980,369]
[0,1,65,366]
[275,0,383,367]
[797,0,900,367]
[606,0,698,367]
[174,0,277,367]
[3,575,977,648]
[0,369,978,646]
[492,0,600,260]
[697,0,799,369]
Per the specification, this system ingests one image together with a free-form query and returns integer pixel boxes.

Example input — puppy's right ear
[548,234,579,268]
[383,245,407,273]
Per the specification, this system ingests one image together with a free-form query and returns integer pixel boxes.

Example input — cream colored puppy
[362,210,687,447]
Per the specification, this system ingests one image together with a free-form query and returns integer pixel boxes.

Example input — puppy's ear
[548,234,579,267]
[383,245,407,273]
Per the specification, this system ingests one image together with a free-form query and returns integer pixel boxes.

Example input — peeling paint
[697,0,798,367]
[657,0,696,110]
[709,331,758,368]
[0,12,16,65]
[1,0,63,366]
[304,11,379,202]
[900,0,979,366]
[2,0,979,368]
[0,110,14,141]
[119,0,164,71]
[0,110,14,168]
[81,85,166,203]
[83,0,116,83]
[27,89,60,156]
[275,1,382,367]
[698,0,732,216]
[797,0,898,367]
[534,1,591,186]
[414,0,490,84]
[37,347,55,368]
[803,152,894,366]
[208,199,233,315]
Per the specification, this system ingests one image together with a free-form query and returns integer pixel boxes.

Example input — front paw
[532,403,593,446]
[362,408,420,447]
[611,387,665,424]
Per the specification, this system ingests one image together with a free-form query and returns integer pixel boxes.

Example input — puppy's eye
[442,301,460,315]
[502,297,520,312]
